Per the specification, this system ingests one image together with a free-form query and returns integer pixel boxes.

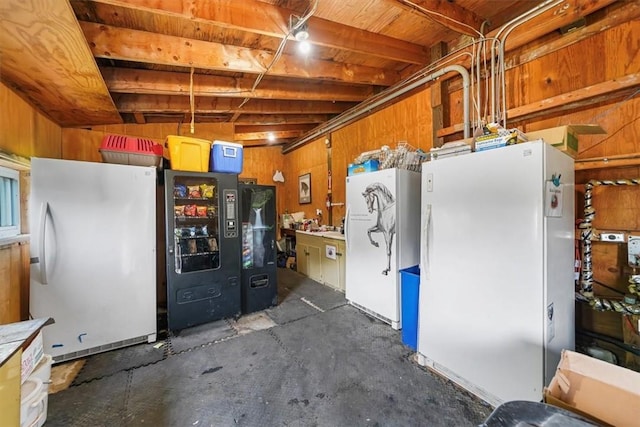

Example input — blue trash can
[400,265,420,351]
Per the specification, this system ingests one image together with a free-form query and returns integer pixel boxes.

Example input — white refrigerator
[345,168,421,329]
[417,140,575,406]
[30,158,157,362]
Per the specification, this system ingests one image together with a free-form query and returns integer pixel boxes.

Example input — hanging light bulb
[267,132,276,142]
[298,40,311,55]
[290,15,311,55]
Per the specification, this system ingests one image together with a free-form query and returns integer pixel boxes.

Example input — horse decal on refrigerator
[362,182,396,275]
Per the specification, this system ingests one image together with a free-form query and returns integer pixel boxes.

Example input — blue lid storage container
[211,140,243,173]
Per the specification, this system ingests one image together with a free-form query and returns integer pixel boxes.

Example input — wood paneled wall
[0,82,62,159]
[330,89,433,226]
[0,82,62,323]
[242,146,286,217]
[283,137,327,221]
[446,20,640,160]
[90,122,234,145]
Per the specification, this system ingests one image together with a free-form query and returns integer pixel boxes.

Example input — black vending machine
[165,170,241,331]
[239,183,278,314]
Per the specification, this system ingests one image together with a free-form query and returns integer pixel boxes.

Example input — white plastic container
[29,354,52,393]
[20,377,46,427]
[26,353,51,426]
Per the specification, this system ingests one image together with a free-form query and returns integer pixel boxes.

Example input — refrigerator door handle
[345,206,351,252]
[421,204,432,279]
[38,201,50,285]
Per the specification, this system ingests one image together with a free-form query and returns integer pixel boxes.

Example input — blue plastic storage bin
[400,265,420,351]
[347,159,379,176]
[211,140,243,173]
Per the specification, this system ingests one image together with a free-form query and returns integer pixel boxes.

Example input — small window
[0,165,20,238]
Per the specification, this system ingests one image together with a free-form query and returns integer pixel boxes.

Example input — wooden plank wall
[0,82,62,158]
[283,138,327,221]
[0,82,62,323]
[326,89,433,227]
[280,89,432,227]
[242,146,286,218]
[0,244,21,324]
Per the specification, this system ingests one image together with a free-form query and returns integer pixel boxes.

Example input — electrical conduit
[282,65,471,154]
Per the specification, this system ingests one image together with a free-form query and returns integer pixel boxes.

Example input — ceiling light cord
[189,67,195,134]
[238,0,318,111]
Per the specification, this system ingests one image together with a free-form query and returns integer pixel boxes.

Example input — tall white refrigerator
[30,158,157,362]
[345,168,421,329]
[417,140,575,406]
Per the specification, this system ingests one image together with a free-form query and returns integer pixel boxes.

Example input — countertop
[296,229,345,241]
[0,318,54,368]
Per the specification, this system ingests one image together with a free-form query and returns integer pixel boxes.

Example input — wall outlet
[316,208,322,216]
[600,232,625,242]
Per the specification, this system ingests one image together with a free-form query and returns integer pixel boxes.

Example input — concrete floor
[46,269,492,426]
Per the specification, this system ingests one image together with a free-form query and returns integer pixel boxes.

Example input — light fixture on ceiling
[293,24,309,42]
[290,15,311,54]
[267,132,276,142]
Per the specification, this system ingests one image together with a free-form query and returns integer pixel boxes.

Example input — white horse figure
[362,182,396,275]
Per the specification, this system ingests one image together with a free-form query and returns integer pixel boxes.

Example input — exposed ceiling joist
[75,0,429,64]
[233,114,331,125]
[101,68,374,102]
[114,94,356,114]
[81,21,400,85]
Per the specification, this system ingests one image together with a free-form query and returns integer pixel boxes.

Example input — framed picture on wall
[299,173,311,204]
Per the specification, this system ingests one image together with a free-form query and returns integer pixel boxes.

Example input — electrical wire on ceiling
[236,0,318,110]
[397,0,484,38]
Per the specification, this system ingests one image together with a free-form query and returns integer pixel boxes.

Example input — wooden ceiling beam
[234,129,310,141]
[241,139,291,148]
[133,112,146,124]
[101,68,374,102]
[115,95,356,114]
[80,22,400,86]
[233,114,330,125]
[495,0,618,52]
[235,124,317,134]
[77,0,428,64]
[394,0,484,37]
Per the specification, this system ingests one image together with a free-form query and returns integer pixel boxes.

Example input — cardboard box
[526,125,606,158]
[544,350,640,427]
[473,128,527,152]
[21,331,44,384]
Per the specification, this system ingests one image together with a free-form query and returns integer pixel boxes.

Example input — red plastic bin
[99,134,163,168]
